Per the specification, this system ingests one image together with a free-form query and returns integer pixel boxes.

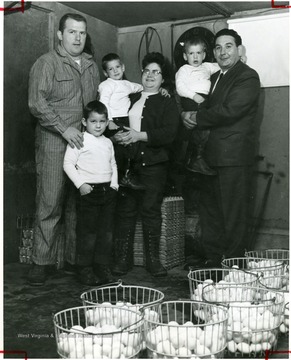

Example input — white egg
[280,323,288,333]
[237,342,251,354]
[176,347,192,356]
[185,335,197,351]
[122,345,135,357]
[127,332,141,348]
[227,340,237,353]
[251,332,263,344]
[70,325,84,334]
[102,343,113,357]
[250,343,262,353]
[92,343,102,358]
[262,342,272,350]
[157,340,176,355]
[195,344,211,356]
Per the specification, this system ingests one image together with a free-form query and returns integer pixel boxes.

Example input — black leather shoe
[120,173,146,191]
[186,157,217,176]
[63,261,77,275]
[202,259,222,268]
[78,267,100,286]
[94,264,115,283]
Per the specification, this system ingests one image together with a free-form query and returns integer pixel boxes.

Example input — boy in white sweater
[63,100,118,286]
[175,37,219,175]
[99,53,145,190]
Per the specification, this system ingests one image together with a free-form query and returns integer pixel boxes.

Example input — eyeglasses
[142,69,162,76]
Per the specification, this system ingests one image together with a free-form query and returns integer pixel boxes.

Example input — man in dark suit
[182,28,261,267]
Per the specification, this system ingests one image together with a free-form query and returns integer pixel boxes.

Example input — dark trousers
[76,183,117,266]
[198,166,253,261]
[105,116,140,175]
[115,163,168,233]
[181,97,210,160]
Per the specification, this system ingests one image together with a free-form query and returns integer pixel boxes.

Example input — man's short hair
[59,13,87,33]
[214,28,242,47]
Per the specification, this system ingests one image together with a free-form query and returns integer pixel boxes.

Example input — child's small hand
[108,121,119,130]
[159,87,170,98]
[79,183,93,196]
[193,94,205,104]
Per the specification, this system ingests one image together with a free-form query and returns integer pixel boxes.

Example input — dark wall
[4,7,51,264]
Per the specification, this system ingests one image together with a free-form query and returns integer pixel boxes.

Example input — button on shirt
[129,91,158,131]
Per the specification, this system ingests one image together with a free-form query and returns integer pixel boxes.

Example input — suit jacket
[196,60,260,166]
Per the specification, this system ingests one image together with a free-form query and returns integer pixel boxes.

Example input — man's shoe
[120,173,146,191]
[202,259,222,268]
[183,256,206,270]
[28,264,47,286]
[94,264,115,284]
[63,261,77,275]
[186,157,217,176]
[78,267,100,286]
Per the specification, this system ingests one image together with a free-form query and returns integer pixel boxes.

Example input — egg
[237,342,251,354]
[123,345,135,357]
[156,340,176,355]
[195,344,211,356]
[250,343,262,353]
[262,342,272,350]
[176,347,192,356]
[227,340,237,353]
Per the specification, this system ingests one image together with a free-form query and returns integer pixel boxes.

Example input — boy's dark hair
[183,37,207,53]
[214,28,242,47]
[59,13,87,33]
[102,53,122,71]
[83,100,108,120]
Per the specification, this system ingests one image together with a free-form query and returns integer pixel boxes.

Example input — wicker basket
[143,300,228,358]
[133,196,185,269]
[202,285,285,357]
[54,305,144,358]
[188,268,258,301]
[222,257,285,278]
[80,280,164,310]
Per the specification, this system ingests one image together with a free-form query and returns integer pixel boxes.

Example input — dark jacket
[197,60,260,166]
[130,92,180,166]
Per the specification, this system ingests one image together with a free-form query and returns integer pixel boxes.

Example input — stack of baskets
[133,196,185,269]
[245,249,289,337]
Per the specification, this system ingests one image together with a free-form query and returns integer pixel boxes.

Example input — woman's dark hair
[214,28,242,47]
[58,13,87,33]
[83,100,108,120]
[142,52,174,94]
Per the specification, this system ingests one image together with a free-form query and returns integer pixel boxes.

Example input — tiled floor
[3,263,290,359]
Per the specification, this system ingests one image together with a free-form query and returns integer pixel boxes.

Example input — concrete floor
[3,263,290,359]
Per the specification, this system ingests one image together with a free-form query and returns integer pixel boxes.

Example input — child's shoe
[94,264,115,284]
[78,266,100,286]
[120,171,146,190]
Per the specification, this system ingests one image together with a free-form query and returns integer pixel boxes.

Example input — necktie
[211,72,224,93]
